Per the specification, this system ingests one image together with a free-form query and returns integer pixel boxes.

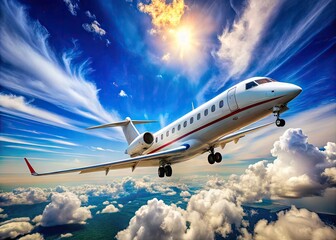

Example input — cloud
[0,218,34,239]
[159,113,169,128]
[40,192,92,227]
[60,233,73,238]
[119,90,128,97]
[85,10,96,19]
[101,204,119,214]
[63,0,79,16]
[0,188,49,206]
[0,0,121,130]
[116,198,186,240]
[91,146,119,152]
[138,0,185,30]
[102,201,109,205]
[82,20,106,36]
[216,0,281,79]
[0,136,70,149]
[180,191,191,197]
[0,93,73,127]
[185,188,245,239]
[19,233,44,240]
[253,206,336,240]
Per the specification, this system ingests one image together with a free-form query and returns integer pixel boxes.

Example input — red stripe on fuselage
[148,96,282,154]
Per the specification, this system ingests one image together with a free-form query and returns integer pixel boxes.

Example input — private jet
[24,77,302,178]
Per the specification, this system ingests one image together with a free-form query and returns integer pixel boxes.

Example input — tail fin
[86,117,157,144]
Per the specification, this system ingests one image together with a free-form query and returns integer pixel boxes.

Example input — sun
[175,27,192,49]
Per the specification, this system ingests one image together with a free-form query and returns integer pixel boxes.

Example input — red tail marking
[24,158,37,175]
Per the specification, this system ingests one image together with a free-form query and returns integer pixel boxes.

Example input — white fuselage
[138,77,302,167]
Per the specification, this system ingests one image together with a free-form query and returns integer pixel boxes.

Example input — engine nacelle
[125,132,154,156]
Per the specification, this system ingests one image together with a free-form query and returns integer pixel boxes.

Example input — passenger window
[161,134,163,140]
[183,121,187,127]
[166,131,169,137]
[246,81,258,90]
[190,117,194,124]
[219,100,224,108]
[197,113,201,120]
[172,128,175,134]
[156,137,158,143]
[211,105,215,112]
[204,109,208,116]
[178,124,181,131]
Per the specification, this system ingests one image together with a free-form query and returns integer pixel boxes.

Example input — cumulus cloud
[253,206,336,240]
[0,0,121,138]
[0,187,49,206]
[116,198,186,240]
[82,20,106,36]
[102,201,109,205]
[185,188,244,239]
[0,218,34,239]
[85,10,96,19]
[0,208,8,219]
[101,204,119,214]
[180,191,191,197]
[60,233,73,238]
[40,192,92,227]
[63,0,79,16]
[19,233,44,240]
[119,90,128,97]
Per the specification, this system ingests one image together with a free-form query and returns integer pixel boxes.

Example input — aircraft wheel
[214,152,222,163]
[158,166,165,178]
[165,165,172,177]
[275,118,286,127]
[208,154,215,164]
[276,119,285,127]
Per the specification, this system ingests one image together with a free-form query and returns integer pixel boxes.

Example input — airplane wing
[24,145,189,176]
[212,122,273,149]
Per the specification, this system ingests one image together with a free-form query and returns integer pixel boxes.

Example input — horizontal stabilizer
[86,118,157,130]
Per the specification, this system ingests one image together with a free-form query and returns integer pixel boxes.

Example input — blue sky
[0,0,336,239]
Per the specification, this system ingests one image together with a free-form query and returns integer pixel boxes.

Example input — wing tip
[24,158,38,176]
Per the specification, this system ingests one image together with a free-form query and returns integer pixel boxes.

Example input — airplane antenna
[192,102,195,110]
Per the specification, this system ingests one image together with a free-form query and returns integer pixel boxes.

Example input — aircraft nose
[285,83,302,99]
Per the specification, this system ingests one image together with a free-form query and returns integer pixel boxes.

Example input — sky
[0,0,336,239]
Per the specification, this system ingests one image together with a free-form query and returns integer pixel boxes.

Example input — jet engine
[125,132,154,156]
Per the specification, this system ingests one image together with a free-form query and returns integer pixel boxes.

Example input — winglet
[24,158,38,176]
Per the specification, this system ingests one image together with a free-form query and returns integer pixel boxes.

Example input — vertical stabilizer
[86,118,157,145]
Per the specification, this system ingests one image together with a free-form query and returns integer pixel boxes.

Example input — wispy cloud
[63,0,79,16]
[118,90,128,97]
[90,146,119,152]
[85,10,96,20]
[0,0,120,126]
[0,136,69,149]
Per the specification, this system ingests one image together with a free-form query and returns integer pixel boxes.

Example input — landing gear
[273,106,286,127]
[158,164,172,178]
[208,147,222,164]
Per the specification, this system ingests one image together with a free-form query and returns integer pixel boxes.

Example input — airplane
[24,77,302,178]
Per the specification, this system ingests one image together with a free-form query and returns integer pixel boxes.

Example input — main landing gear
[273,106,285,127]
[158,164,172,178]
[207,147,222,164]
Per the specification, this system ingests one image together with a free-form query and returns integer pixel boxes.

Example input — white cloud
[118,204,123,208]
[0,0,121,132]
[0,218,34,239]
[116,198,186,240]
[85,10,96,19]
[0,93,73,127]
[102,201,109,205]
[216,0,281,79]
[32,215,42,224]
[60,233,73,238]
[253,206,336,240]
[91,146,119,152]
[40,192,92,227]
[0,135,69,149]
[119,90,128,97]
[82,20,106,36]
[159,113,169,128]
[63,0,79,16]
[101,204,119,214]
[180,191,191,197]
[0,188,49,206]
[0,208,7,219]
[19,233,44,240]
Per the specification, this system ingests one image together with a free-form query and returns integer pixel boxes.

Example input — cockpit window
[246,81,258,90]
[255,78,273,85]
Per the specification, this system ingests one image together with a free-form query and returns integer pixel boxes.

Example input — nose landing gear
[273,106,286,127]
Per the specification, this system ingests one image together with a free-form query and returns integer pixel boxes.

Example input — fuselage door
[227,87,238,111]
